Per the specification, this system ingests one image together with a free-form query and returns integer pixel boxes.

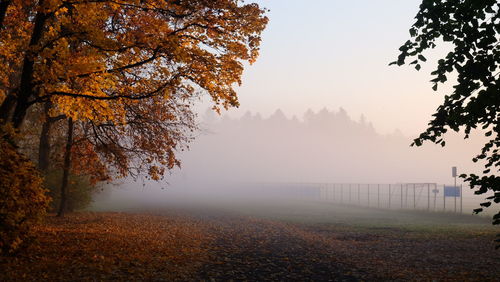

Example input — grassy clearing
[2,200,499,281]
[191,198,497,234]
[90,194,498,239]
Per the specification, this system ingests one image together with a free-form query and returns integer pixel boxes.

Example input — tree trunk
[0,0,11,30]
[38,102,52,173]
[11,0,48,128]
[57,118,73,217]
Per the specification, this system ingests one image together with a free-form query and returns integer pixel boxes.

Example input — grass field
[2,197,498,281]
[91,196,500,280]
[91,195,497,236]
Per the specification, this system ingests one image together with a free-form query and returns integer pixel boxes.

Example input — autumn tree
[49,90,198,215]
[1,0,268,127]
[0,0,267,215]
[392,0,499,245]
[1,0,267,174]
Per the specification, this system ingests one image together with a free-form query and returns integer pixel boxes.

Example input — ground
[1,200,499,281]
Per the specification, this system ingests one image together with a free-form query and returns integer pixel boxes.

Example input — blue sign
[444,186,460,197]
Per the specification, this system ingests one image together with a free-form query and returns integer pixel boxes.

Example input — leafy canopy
[392,0,499,239]
[0,0,268,180]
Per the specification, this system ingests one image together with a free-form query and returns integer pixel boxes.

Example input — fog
[184,108,484,184]
[92,107,493,216]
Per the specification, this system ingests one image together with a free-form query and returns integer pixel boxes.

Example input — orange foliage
[1,0,268,180]
[2,0,268,118]
[0,129,50,254]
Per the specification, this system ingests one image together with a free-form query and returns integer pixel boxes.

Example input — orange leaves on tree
[0,128,50,254]
[1,0,267,181]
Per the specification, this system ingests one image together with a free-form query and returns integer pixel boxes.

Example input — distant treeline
[168,108,484,189]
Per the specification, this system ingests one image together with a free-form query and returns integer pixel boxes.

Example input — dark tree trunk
[57,118,73,217]
[0,0,11,30]
[11,1,48,128]
[13,55,37,129]
[38,102,52,173]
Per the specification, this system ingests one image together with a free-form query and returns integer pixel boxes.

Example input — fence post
[358,184,360,205]
[401,184,403,209]
[388,184,391,209]
[325,184,328,201]
[321,183,324,201]
[405,184,408,208]
[443,186,446,211]
[427,183,430,211]
[460,184,463,214]
[329,183,332,202]
[325,183,328,201]
[322,183,325,201]
[413,183,416,209]
[434,184,437,211]
[377,184,380,208]
[367,184,370,207]
[332,184,335,202]
[349,184,352,203]
[454,185,457,213]
[340,184,343,204]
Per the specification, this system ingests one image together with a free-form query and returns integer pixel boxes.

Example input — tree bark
[0,0,11,30]
[11,0,48,128]
[57,118,73,217]
[38,102,52,173]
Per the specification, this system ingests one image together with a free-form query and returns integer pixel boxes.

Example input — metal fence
[261,183,472,213]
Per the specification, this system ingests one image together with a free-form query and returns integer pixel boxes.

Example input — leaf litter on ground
[1,210,499,281]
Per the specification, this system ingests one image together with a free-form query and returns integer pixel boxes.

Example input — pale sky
[223,0,455,136]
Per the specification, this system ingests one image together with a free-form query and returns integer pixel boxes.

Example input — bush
[0,136,51,254]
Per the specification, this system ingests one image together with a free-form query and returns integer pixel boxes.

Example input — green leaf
[480,202,492,208]
[417,54,427,62]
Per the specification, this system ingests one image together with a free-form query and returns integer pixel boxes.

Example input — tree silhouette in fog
[392,0,500,239]
[178,107,481,188]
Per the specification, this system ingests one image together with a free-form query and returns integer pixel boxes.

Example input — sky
[98,1,493,216]
[220,0,454,136]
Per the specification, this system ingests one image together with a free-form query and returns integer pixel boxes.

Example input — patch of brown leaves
[0,212,209,281]
[1,211,498,281]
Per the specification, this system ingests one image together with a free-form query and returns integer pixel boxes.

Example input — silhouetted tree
[392,0,499,246]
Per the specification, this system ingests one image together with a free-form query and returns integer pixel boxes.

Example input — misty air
[1,0,498,281]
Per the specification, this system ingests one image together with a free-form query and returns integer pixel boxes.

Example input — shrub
[0,135,51,254]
